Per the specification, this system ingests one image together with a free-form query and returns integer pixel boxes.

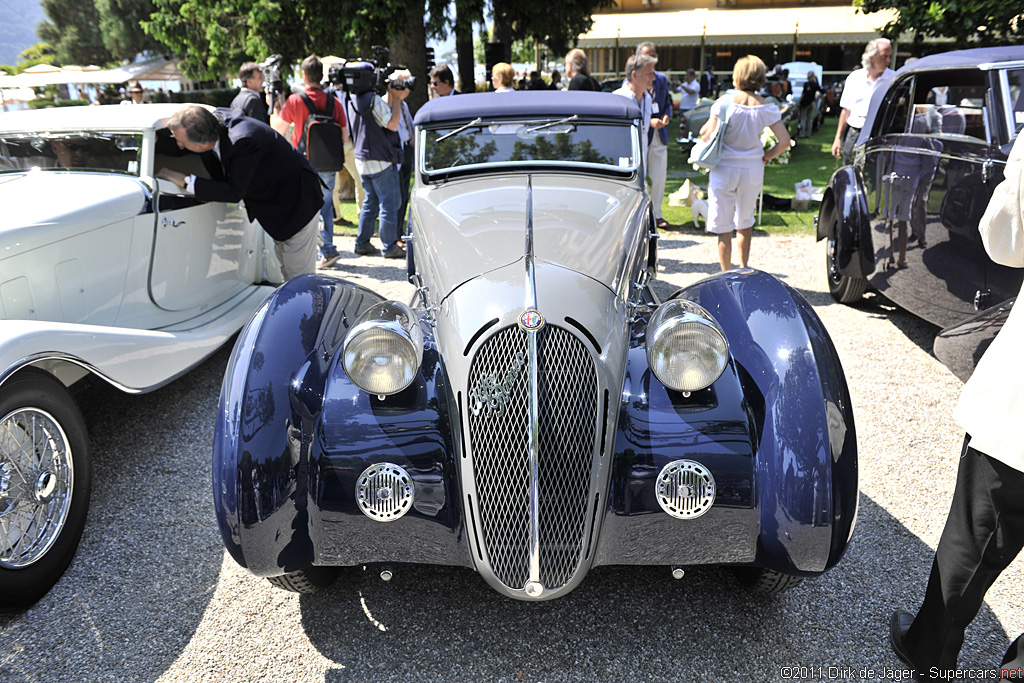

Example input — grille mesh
[467,324,598,591]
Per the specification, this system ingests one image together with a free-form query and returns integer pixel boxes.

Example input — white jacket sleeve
[978,134,1024,268]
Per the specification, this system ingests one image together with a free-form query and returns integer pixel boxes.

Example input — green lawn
[334,116,842,237]
[663,116,842,235]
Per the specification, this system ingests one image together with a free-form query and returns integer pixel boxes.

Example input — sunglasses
[430,80,440,86]
[62,143,90,151]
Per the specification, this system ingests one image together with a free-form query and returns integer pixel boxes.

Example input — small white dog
[667,179,708,227]
[689,198,708,227]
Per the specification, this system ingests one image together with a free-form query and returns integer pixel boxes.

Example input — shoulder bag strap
[298,90,319,116]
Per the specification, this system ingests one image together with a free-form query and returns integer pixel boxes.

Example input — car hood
[0,171,149,231]
[410,174,647,301]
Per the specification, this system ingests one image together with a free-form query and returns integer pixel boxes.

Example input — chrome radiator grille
[467,324,598,592]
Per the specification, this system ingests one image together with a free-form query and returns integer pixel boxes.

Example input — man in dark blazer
[429,65,459,97]
[230,62,270,124]
[700,65,717,98]
[157,106,323,279]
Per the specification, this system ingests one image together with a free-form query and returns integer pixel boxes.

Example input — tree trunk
[492,0,513,63]
[455,19,475,94]
[388,1,427,114]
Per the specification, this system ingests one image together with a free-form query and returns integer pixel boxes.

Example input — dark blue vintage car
[213,92,857,601]
[818,47,1024,380]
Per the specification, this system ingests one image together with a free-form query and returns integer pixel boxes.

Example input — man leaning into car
[157,105,324,280]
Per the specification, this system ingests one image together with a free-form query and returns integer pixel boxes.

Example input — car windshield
[0,132,142,175]
[421,119,638,175]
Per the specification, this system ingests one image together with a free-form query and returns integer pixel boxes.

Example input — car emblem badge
[469,351,526,418]
[519,309,544,331]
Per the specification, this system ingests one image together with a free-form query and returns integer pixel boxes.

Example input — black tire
[732,567,804,596]
[0,370,91,612]
[266,566,341,593]
[826,231,867,304]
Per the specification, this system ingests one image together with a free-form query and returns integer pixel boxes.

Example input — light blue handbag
[688,100,733,170]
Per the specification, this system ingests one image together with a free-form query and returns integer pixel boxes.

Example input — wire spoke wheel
[0,408,75,568]
[0,370,90,611]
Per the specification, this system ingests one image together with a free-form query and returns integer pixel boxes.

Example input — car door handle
[162,217,186,228]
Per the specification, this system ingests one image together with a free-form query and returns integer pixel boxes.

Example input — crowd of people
[137,42,860,279]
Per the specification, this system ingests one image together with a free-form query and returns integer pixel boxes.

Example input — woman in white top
[699,55,791,271]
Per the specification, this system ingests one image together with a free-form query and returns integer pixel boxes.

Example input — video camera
[258,54,284,104]
[328,46,415,96]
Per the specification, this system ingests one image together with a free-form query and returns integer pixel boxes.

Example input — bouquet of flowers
[761,128,793,165]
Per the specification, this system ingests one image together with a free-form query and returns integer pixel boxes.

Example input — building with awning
[575,2,902,80]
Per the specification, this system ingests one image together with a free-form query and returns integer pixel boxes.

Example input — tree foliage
[855,0,1023,49]
[493,0,613,58]
[37,0,114,66]
[95,0,164,60]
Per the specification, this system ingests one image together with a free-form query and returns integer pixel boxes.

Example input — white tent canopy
[0,56,183,88]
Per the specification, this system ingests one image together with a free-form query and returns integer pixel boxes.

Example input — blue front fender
[681,270,858,574]
[213,275,386,575]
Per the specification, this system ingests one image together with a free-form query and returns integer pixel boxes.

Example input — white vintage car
[0,104,281,609]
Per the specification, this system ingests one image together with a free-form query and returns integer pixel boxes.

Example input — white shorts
[706,165,764,234]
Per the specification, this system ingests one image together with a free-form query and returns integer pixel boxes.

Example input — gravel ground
[1,231,1021,683]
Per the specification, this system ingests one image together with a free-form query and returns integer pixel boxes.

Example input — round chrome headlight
[342,301,424,396]
[645,299,729,392]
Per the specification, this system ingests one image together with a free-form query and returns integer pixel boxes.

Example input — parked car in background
[0,104,282,609]
[214,91,858,602]
[677,92,797,145]
[781,61,824,108]
[817,47,1024,380]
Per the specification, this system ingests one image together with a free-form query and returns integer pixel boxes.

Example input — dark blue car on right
[818,47,1024,380]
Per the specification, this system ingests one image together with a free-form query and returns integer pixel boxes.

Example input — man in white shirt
[890,132,1024,679]
[832,38,895,165]
[612,53,656,168]
[678,68,700,112]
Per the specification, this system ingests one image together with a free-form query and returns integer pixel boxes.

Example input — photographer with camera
[231,62,270,124]
[274,55,348,269]
[341,59,410,259]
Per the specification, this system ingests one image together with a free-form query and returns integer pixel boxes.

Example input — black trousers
[905,437,1024,675]
[841,125,861,166]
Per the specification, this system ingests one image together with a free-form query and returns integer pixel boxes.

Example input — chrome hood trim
[434,260,632,600]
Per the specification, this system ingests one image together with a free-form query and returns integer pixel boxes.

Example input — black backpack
[297,91,345,172]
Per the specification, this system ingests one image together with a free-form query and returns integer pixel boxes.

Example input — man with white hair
[613,54,656,168]
[831,37,895,165]
[636,42,671,229]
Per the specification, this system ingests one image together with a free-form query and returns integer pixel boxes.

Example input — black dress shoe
[890,610,925,680]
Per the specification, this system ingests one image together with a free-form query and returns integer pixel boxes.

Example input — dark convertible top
[413,91,642,126]
[894,46,1024,76]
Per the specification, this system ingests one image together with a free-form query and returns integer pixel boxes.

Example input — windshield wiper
[525,115,578,133]
[436,117,483,143]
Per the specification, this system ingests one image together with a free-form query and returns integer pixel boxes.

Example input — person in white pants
[637,42,671,229]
